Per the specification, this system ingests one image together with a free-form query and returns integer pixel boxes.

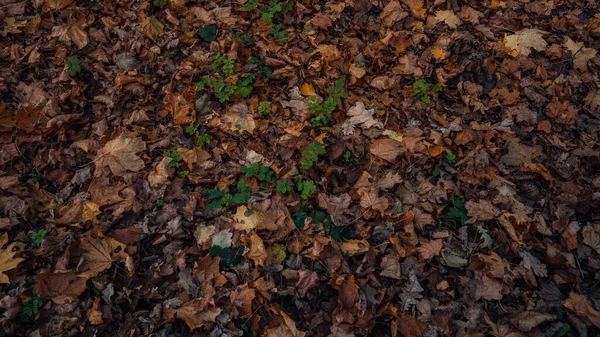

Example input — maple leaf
[164,93,196,125]
[78,236,132,279]
[0,234,24,284]
[380,1,408,27]
[35,272,87,304]
[233,205,280,231]
[221,103,256,134]
[56,200,101,224]
[358,187,389,217]
[518,250,547,277]
[417,239,443,259]
[431,47,447,60]
[399,269,423,311]
[504,29,547,57]
[242,232,267,267]
[435,10,461,29]
[565,38,597,71]
[95,134,146,176]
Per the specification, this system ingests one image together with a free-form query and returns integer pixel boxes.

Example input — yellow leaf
[504,29,547,57]
[266,244,286,265]
[300,82,315,96]
[0,233,24,284]
[233,205,280,231]
[487,0,507,9]
[314,44,341,62]
[56,200,101,224]
[431,47,447,60]
[403,0,426,19]
[340,239,370,256]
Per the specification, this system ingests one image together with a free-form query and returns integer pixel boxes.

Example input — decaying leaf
[56,200,101,224]
[345,102,383,131]
[435,10,461,29]
[35,272,87,304]
[78,236,132,279]
[95,134,146,176]
[562,292,600,328]
[504,29,547,56]
[399,269,424,311]
[565,38,597,71]
[234,205,280,231]
[0,234,24,284]
[369,138,402,162]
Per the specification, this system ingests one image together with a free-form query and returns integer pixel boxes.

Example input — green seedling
[258,101,271,114]
[198,25,218,42]
[196,133,213,147]
[268,24,289,44]
[31,229,48,245]
[301,141,326,169]
[294,176,316,200]
[413,79,442,104]
[163,149,182,168]
[446,151,456,164]
[242,0,294,24]
[241,163,276,183]
[308,80,347,127]
[66,56,82,77]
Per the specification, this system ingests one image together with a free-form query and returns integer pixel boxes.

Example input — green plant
[163,149,182,168]
[241,163,276,183]
[439,197,468,228]
[446,151,456,164]
[209,245,245,269]
[19,294,43,323]
[31,229,48,245]
[307,80,347,127]
[227,29,252,44]
[197,54,254,103]
[155,199,165,206]
[178,170,190,178]
[185,125,198,136]
[198,25,218,42]
[268,24,289,44]
[66,56,82,77]
[343,150,353,163]
[242,0,294,24]
[196,133,213,147]
[301,141,326,169]
[258,101,271,114]
[275,181,293,193]
[153,0,167,8]
[294,176,317,200]
[432,165,441,177]
[248,56,273,82]
[412,79,442,104]
[205,182,252,211]
[293,209,351,241]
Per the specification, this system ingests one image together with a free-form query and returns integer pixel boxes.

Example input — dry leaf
[35,272,87,304]
[43,0,74,12]
[358,187,389,216]
[78,236,131,279]
[300,83,315,96]
[195,225,216,246]
[147,157,172,188]
[504,29,547,57]
[164,93,196,125]
[144,15,164,40]
[583,226,600,254]
[222,103,255,134]
[167,299,222,330]
[435,10,461,29]
[399,269,424,311]
[88,298,103,325]
[403,0,426,19]
[314,45,341,62]
[510,311,554,332]
[340,239,370,256]
[243,232,267,267]
[177,147,210,170]
[562,292,600,328]
[565,38,597,71]
[417,239,443,259]
[95,134,146,176]
[233,205,280,231]
[345,102,384,130]
[56,200,101,224]
[296,270,319,297]
[264,310,307,337]
[370,138,402,162]
[380,1,408,27]
[0,234,24,284]
[431,47,447,60]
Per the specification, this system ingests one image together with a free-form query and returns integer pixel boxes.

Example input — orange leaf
[300,82,315,96]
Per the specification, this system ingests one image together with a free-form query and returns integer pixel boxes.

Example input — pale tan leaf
[435,10,461,29]
[504,29,547,56]
[0,234,24,284]
[562,292,600,328]
[95,134,146,176]
[222,103,255,134]
[417,239,443,259]
[565,38,597,71]
[346,102,383,130]
[177,147,210,170]
[78,236,130,279]
[370,138,402,162]
[56,200,101,224]
[233,205,280,231]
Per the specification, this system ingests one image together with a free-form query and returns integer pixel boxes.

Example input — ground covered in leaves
[1,0,600,336]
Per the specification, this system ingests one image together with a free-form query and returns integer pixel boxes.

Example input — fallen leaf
[195,225,216,246]
[583,226,600,254]
[380,1,408,27]
[243,232,267,267]
[144,15,164,40]
[0,234,24,284]
[518,250,547,277]
[358,187,389,216]
[43,0,74,12]
[562,292,600,328]
[403,0,426,19]
[370,138,402,162]
[504,29,547,57]
[565,38,597,71]
[264,310,307,337]
[164,93,196,125]
[230,284,255,318]
[510,311,554,332]
[399,269,424,311]
[95,134,146,176]
[56,200,101,224]
[476,275,503,301]
[296,270,319,297]
[340,239,370,256]
[300,82,315,96]
[417,239,443,259]
[380,254,402,279]
[234,205,280,231]
[147,157,172,188]
[314,45,341,62]
[345,102,384,130]
[35,272,87,304]
[222,103,255,134]
[435,10,461,29]
[78,236,131,279]
[265,244,286,265]
[88,298,103,325]
[177,147,210,170]
[330,274,360,310]
[431,47,447,60]
[167,299,222,330]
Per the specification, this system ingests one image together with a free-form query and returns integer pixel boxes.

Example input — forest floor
[1,0,600,336]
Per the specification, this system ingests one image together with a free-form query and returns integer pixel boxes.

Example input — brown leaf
[417,239,443,259]
[314,45,341,62]
[78,236,131,279]
[562,292,600,328]
[296,270,319,297]
[358,187,389,216]
[35,272,87,304]
[476,275,503,300]
[497,213,530,244]
[148,157,173,188]
[177,147,210,170]
[88,297,103,325]
[95,134,146,176]
[370,138,402,162]
[43,0,74,13]
[243,232,267,267]
[380,254,402,279]
[144,15,164,40]
[380,1,408,27]
[164,92,196,125]
[168,299,222,330]
[234,205,280,231]
[435,10,461,29]
[330,274,360,310]
[56,200,101,224]
[230,284,255,318]
[510,311,554,332]
[583,226,600,254]
[370,76,396,91]
[222,103,255,134]
[465,200,500,223]
[264,311,307,337]
[340,239,370,256]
